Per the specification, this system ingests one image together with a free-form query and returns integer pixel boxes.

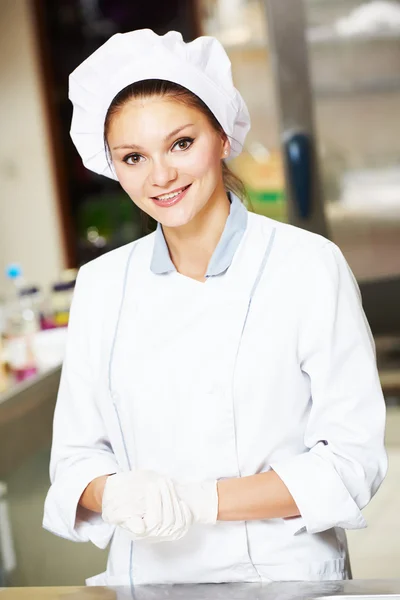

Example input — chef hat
[69,29,251,180]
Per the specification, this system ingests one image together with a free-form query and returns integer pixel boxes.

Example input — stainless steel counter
[2,580,400,599]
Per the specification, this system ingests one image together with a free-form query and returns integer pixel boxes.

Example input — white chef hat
[69,29,251,180]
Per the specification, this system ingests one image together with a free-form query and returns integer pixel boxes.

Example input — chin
[150,196,204,229]
[156,210,196,229]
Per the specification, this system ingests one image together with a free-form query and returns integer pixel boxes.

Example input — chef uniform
[43,30,387,587]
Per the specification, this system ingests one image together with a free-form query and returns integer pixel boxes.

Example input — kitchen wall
[0,0,65,299]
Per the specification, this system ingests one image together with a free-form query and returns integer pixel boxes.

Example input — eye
[123,153,144,166]
[172,137,194,152]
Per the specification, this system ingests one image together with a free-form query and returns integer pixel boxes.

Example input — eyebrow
[112,123,194,151]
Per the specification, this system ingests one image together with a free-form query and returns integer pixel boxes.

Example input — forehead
[109,96,209,136]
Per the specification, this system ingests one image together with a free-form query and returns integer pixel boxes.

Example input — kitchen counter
[2,581,400,600]
[0,365,61,478]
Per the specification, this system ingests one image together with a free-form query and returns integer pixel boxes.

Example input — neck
[162,185,230,281]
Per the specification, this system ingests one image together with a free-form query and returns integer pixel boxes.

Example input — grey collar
[150,192,248,277]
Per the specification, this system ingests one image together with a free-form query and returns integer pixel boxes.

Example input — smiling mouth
[151,184,191,202]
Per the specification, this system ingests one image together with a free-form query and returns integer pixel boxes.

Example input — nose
[149,156,177,188]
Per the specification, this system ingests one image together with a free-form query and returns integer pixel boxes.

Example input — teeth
[155,187,187,201]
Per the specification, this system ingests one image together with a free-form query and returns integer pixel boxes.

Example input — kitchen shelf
[308,28,400,45]
[213,29,400,54]
[221,39,400,98]
[314,78,400,97]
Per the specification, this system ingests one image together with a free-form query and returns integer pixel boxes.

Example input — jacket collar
[150,192,248,277]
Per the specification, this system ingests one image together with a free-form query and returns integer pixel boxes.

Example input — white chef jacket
[43,194,387,587]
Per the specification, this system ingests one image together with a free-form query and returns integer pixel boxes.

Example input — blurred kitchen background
[0,0,400,586]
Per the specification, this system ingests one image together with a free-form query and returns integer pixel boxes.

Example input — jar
[51,281,76,327]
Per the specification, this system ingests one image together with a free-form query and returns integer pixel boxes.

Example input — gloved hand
[102,470,193,543]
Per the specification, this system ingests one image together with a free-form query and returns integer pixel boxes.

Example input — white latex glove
[175,480,219,525]
[102,470,193,542]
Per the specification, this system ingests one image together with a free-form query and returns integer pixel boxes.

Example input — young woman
[43,29,387,587]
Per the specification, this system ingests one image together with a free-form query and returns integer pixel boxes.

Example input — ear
[221,137,231,159]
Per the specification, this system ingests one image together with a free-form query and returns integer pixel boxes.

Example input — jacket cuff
[43,457,120,549]
[270,449,367,535]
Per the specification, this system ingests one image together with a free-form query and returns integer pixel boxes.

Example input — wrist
[176,480,218,525]
[96,474,112,509]
[80,474,114,513]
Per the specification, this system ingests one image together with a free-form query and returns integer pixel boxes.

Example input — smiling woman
[43,29,387,588]
[104,79,246,201]
[102,79,248,278]
[103,80,247,246]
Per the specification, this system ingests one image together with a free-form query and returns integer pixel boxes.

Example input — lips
[150,184,192,208]
[151,184,190,201]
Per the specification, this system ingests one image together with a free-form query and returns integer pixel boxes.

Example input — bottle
[4,265,40,382]
[48,269,77,328]
[51,281,76,327]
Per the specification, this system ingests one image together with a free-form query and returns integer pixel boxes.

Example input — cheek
[114,164,145,196]
[182,140,222,178]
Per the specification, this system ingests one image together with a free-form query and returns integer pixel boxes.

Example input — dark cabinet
[33,0,199,267]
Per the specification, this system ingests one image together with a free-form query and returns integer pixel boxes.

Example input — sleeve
[42,265,120,549]
[270,241,387,535]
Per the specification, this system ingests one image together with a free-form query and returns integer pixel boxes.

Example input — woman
[43,29,387,587]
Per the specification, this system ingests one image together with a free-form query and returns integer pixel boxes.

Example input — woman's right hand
[101,470,193,543]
